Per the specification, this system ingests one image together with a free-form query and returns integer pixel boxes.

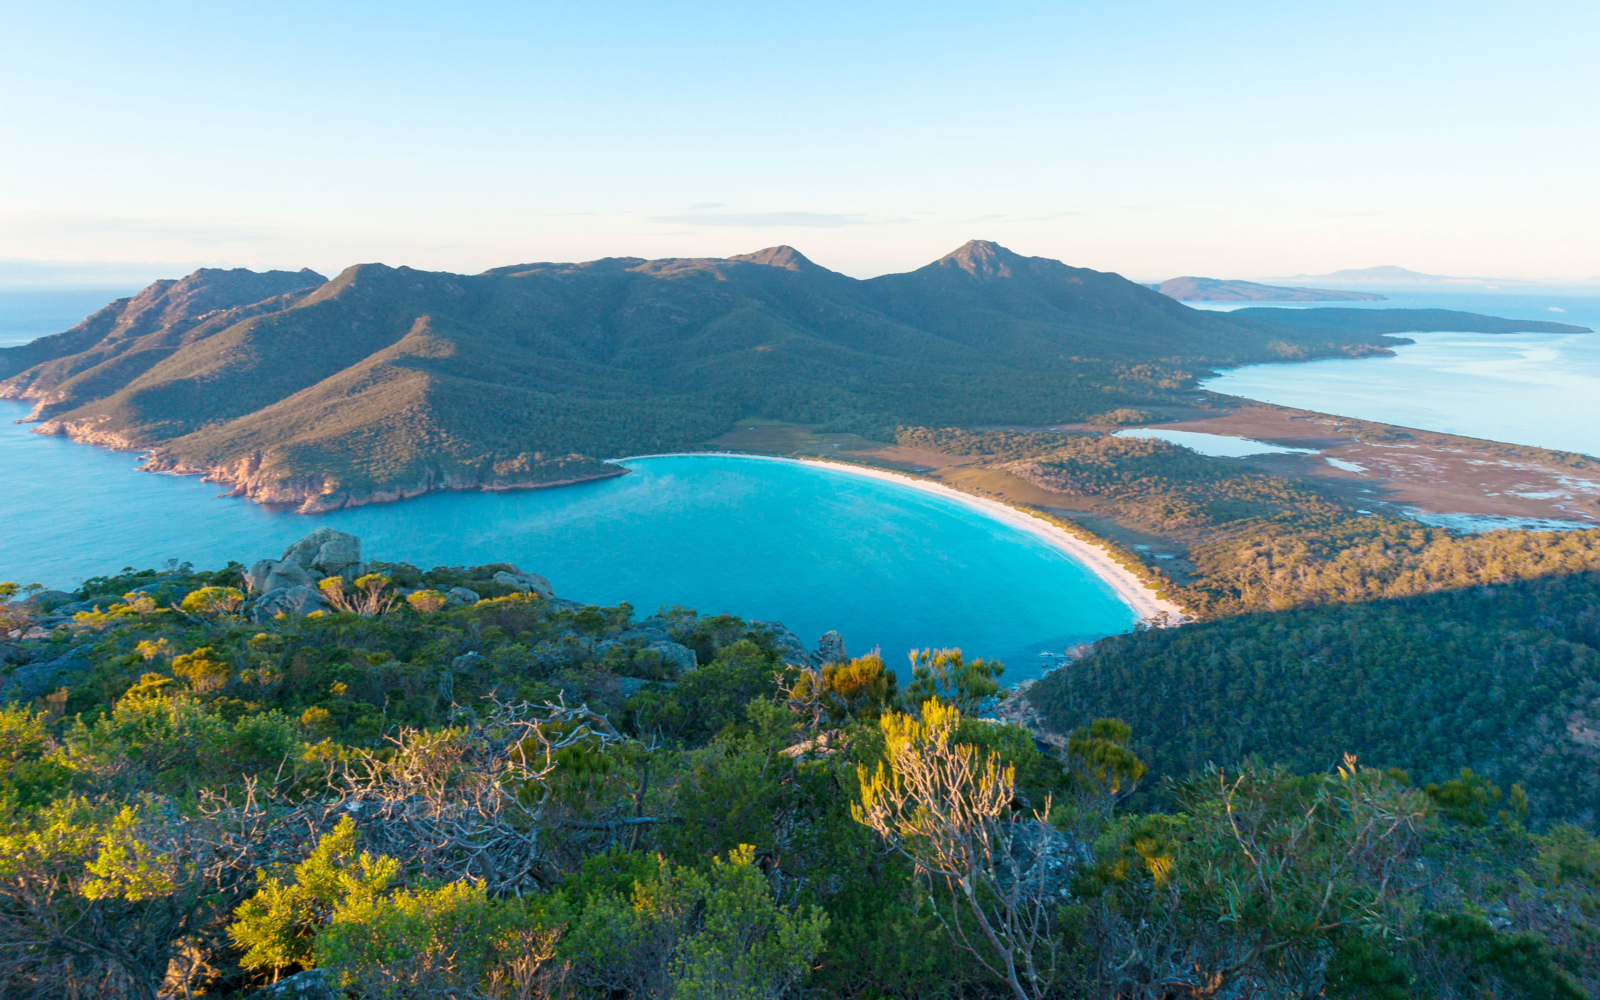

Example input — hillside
[1151,275,1384,301]
[0,241,1576,511]
[1027,566,1600,826]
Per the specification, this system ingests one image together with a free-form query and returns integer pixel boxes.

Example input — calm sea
[0,414,1136,679]
[1193,288,1600,457]
[0,287,139,346]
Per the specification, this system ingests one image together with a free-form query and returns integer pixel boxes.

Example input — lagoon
[0,405,1139,680]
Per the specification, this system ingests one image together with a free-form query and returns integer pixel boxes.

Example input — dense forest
[1027,569,1600,825]
[2,537,1599,999]
[2,241,1583,509]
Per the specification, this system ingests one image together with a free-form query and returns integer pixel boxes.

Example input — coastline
[609,452,1185,625]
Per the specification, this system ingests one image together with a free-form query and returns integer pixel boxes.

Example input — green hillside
[6,240,1565,509]
[1027,566,1600,825]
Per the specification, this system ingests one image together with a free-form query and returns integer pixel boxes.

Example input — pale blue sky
[2,1,1596,282]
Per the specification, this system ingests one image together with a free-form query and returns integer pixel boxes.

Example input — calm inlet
[0,409,1138,680]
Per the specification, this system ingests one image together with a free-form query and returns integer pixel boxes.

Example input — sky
[2,0,1597,284]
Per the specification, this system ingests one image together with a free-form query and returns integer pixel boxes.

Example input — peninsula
[1150,275,1384,301]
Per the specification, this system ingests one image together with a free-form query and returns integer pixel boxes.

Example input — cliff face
[2,241,1528,512]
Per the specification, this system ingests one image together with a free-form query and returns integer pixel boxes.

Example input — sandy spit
[608,452,1184,624]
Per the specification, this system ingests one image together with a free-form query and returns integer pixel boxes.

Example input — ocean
[1193,287,1600,457]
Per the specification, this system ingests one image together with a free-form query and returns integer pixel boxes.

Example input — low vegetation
[2,561,1597,998]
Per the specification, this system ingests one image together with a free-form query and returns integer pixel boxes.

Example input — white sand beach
[610,452,1185,624]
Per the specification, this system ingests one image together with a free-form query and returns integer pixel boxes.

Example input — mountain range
[1,240,1586,511]
[1150,276,1384,302]
[1270,265,1509,284]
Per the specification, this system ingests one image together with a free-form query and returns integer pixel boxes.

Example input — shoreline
[609,452,1185,625]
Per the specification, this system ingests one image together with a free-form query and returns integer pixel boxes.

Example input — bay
[0,405,1137,680]
[1195,289,1600,457]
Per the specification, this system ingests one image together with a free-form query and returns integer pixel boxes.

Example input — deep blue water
[0,287,140,346]
[0,406,1137,679]
[1194,289,1600,457]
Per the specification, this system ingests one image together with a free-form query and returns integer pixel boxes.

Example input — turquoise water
[1195,290,1600,457]
[0,406,1137,679]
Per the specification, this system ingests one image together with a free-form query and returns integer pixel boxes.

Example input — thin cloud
[650,211,868,228]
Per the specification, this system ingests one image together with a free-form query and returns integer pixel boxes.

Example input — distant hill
[1151,276,1384,302]
[1229,307,1589,335]
[0,241,1572,511]
[1270,265,1506,284]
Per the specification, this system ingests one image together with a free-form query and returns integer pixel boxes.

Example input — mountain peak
[935,240,1023,279]
[730,246,817,271]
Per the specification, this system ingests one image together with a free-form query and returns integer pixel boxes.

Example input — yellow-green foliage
[404,589,448,613]
[178,586,244,615]
[229,816,400,975]
[902,647,1005,715]
[170,646,230,692]
[563,845,829,999]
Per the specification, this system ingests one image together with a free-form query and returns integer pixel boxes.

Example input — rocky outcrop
[595,621,699,672]
[752,620,816,667]
[253,585,326,619]
[245,529,366,620]
[0,648,92,702]
[249,968,336,1000]
[493,569,554,599]
[817,630,848,664]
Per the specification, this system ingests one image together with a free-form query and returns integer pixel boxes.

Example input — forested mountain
[3,241,1578,511]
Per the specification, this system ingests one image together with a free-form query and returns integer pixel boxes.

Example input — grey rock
[42,599,98,618]
[619,626,671,645]
[337,561,369,584]
[252,584,325,620]
[244,559,277,593]
[446,586,481,606]
[251,968,337,999]
[262,560,315,594]
[0,649,90,701]
[492,569,554,599]
[615,676,651,700]
[753,620,815,666]
[280,527,356,570]
[547,597,586,613]
[20,590,74,612]
[817,630,848,664]
[451,651,485,673]
[646,640,697,673]
[310,532,362,574]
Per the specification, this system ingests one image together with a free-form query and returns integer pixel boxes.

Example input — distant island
[1149,276,1385,302]
[1269,264,1509,284]
[0,240,1586,512]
